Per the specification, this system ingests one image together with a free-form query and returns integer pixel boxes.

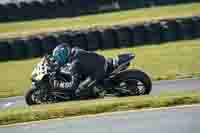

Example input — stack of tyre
[0,16,200,61]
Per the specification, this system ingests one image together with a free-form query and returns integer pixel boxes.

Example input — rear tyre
[115,69,152,96]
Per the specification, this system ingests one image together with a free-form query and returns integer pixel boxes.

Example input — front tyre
[25,87,41,105]
[115,69,152,96]
[25,87,52,105]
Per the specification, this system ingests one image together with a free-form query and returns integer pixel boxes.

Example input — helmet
[52,44,70,66]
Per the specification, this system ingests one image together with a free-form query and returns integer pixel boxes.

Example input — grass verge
[0,91,200,125]
[0,39,200,98]
[0,3,199,39]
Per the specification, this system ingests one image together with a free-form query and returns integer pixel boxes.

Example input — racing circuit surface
[0,78,199,109]
[1,105,200,133]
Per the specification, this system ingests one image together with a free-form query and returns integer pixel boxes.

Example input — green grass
[98,39,200,80]
[0,3,199,39]
[0,91,200,125]
[0,39,200,98]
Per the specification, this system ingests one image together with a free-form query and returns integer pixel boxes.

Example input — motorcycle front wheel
[25,86,55,105]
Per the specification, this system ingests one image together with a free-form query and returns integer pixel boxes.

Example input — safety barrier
[0,0,199,22]
[0,16,200,61]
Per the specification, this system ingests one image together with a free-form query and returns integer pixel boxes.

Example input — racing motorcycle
[25,53,152,105]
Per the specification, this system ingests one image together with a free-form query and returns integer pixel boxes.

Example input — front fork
[31,81,55,102]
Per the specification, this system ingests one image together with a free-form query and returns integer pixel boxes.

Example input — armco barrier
[0,16,200,61]
[0,0,199,22]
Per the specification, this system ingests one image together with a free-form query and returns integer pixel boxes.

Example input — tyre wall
[0,16,200,61]
[0,0,199,22]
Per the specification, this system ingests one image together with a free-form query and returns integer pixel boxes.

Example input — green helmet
[52,44,70,66]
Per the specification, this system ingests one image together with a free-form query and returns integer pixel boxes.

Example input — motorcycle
[25,53,152,105]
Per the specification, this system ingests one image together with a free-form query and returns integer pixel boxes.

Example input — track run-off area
[0,78,199,109]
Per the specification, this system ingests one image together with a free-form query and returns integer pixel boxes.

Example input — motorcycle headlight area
[32,63,48,78]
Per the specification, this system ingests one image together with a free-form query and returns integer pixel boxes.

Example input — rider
[51,43,118,96]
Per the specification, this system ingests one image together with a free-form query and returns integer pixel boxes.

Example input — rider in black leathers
[51,43,117,95]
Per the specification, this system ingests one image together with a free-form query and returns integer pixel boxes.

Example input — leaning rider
[51,43,118,96]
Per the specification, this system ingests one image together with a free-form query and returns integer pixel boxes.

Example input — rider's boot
[76,77,92,94]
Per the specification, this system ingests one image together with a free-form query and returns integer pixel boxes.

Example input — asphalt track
[0,105,200,133]
[0,78,199,109]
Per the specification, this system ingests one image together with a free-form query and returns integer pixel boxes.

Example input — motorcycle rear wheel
[115,69,152,96]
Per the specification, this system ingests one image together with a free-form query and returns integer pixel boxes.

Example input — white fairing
[32,57,48,81]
